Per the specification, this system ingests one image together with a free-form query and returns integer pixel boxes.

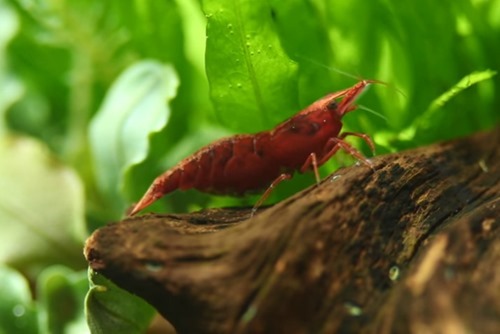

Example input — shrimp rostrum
[130,80,377,216]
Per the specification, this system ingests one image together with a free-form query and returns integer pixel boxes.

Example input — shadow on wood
[85,128,499,334]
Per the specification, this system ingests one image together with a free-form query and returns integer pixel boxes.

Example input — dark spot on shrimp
[298,122,321,137]
[327,99,338,111]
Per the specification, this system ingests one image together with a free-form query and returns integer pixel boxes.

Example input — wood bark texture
[85,128,499,334]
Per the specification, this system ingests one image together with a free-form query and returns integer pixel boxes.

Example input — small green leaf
[0,135,86,270]
[0,265,38,334]
[398,69,497,142]
[89,60,179,214]
[85,269,155,334]
[426,70,497,114]
[202,0,299,132]
[37,266,88,334]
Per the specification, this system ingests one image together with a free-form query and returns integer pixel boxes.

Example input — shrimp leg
[318,134,375,169]
[251,173,292,216]
[299,132,375,181]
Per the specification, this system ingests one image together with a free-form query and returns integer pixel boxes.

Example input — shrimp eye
[327,99,338,110]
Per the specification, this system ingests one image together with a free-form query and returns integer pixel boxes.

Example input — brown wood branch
[85,128,500,334]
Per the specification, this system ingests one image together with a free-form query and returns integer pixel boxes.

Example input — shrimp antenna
[294,53,407,99]
[366,79,407,100]
[357,104,388,122]
[294,54,360,80]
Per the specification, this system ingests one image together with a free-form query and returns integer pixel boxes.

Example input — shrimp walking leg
[323,138,374,169]
[251,173,292,216]
[299,153,321,184]
[339,132,376,154]
[299,132,375,184]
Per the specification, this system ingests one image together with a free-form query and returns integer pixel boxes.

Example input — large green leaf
[0,265,38,334]
[268,0,334,105]
[0,135,86,270]
[89,60,179,215]
[85,269,155,334]
[202,0,299,132]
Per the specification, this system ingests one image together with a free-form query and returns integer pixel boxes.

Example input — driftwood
[85,128,499,334]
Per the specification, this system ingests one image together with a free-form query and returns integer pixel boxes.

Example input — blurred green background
[0,0,498,332]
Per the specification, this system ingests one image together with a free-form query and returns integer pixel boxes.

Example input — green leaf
[0,135,86,271]
[89,60,179,215]
[0,265,38,334]
[426,69,497,113]
[85,269,155,334]
[202,0,299,132]
[374,69,498,149]
[408,69,497,140]
[37,266,88,334]
[0,0,18,48]
[267,0,334,104]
